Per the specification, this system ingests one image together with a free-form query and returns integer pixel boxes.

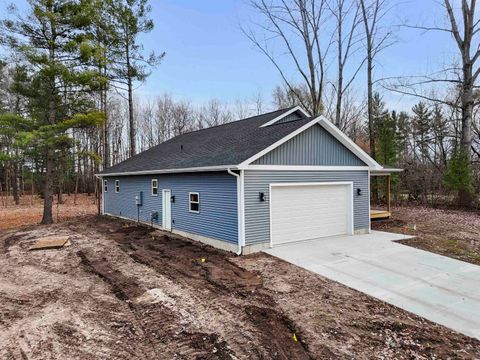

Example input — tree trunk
[41,82,55,224]
[126,41,136,158]
[41,147,54,224]
[96,177,101,215]
[335,1,343,128]
[101,65,110,169]
[459,60,474,206]
[367,50,379,203]
[31,170,34,205]
[0,179,4,207]
[12,162,20,205]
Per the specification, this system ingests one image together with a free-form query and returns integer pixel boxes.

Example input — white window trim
[115,180,120,193]
[104,180,108,192]
[151,179,158,196]
[189,192,200,213]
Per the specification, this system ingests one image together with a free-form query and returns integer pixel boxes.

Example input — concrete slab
[264,230,480,340]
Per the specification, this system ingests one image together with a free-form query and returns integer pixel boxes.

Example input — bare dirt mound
[77,250,235,359]
[105,223,312,359]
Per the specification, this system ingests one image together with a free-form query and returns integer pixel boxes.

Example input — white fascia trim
[317,116,382,170]
[238,116,322,168]
[260,106,311,128]
[97,165,237,177]
[244,165,370,171]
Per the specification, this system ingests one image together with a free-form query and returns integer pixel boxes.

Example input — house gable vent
[260,106,310,127]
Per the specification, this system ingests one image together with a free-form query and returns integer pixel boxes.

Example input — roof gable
[252,124,366,166]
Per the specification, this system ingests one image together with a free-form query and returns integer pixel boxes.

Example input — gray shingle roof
[99,108,312,175]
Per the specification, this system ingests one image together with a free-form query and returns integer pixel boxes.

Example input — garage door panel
[271,183,352,245]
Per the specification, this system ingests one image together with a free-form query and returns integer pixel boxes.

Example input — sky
[0,0,462,112]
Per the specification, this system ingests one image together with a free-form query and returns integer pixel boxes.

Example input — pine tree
[1,0,106,223]
[376,111,398,167]
[411,102,432,164]
[370,92,389,202]
[106,0,165,158]
[444,148,474,205]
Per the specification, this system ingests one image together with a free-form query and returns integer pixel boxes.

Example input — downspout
[227,168,243,255]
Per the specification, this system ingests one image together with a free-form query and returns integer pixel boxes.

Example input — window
[104,180,108,192]
[151,179,158,196]
[189,192,200,213]
[115,180,120,193]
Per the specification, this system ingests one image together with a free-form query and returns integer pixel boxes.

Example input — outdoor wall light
[171,195,175,203]
[259,192,266,202]
[357,188,362,196]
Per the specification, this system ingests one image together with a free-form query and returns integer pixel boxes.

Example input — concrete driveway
[264,231,480,340]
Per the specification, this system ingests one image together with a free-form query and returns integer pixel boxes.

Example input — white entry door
[162,189,172,231]
[270,182,353,246]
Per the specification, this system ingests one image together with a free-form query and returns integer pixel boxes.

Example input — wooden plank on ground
[29,236,69,251]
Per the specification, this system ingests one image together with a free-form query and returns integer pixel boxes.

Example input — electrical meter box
[135,191,143,206]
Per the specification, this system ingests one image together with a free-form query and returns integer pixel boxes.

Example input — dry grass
[0,194,97,231]
[372,206,480,265]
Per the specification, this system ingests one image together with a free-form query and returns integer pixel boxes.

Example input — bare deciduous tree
[386,0,479,205]
[243,0,331,115]
[358,0,392,161]
[329,0,366,128]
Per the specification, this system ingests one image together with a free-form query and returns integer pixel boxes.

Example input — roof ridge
[178,106,297,137]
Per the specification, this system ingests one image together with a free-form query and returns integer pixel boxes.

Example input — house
[98,106,398,254]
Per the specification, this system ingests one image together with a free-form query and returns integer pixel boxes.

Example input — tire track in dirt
[106,223,314,360]
[77,250,236,359]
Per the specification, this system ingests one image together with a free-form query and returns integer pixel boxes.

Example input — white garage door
[270,183,353,246]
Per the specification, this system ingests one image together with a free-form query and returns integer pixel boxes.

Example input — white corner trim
[244,165,370,171]
[227,168,245,252]
[317,116,382,170]
[239,116,322,168]
[260,106,311,128]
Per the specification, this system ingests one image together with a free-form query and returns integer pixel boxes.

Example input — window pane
[190,202,199,212]
[190,193,198,202]
[152,187,158,195]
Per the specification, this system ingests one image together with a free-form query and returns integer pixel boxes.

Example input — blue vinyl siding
[253,124,366,166]
[103,172,238,244]
[243,170,369,246]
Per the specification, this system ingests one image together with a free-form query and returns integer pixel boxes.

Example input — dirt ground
[372,206,480,266]
[1,216,479,359]
[0,194,97,231]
